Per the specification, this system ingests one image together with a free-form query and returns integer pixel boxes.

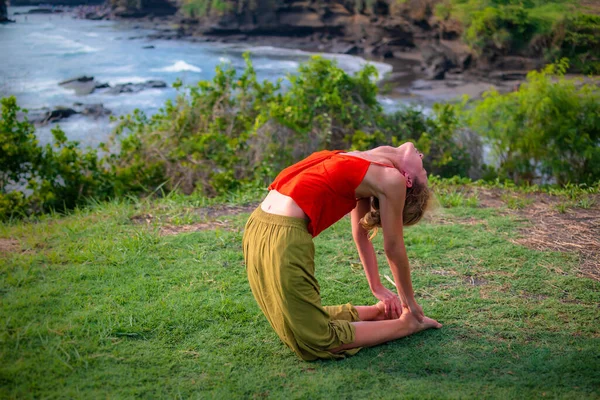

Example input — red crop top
[268,150,394,237]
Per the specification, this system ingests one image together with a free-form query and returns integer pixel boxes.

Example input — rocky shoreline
[101,15,532,103]
[1,0,14,23]
[5,3,540,111]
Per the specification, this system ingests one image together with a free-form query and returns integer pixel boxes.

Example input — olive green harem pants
[242,207,362,361]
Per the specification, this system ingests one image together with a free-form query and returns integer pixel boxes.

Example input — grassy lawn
[1,190,599,399]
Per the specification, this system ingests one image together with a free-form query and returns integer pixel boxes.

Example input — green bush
[466,59,600,184]
[0,97,112,220]
[0,96,40,194]
[5,55,597,220]
[436,0,600,72]
[361,102,475,178]
[180,0,231,18]
[109,54,387,196]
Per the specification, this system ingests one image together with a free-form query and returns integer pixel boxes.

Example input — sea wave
[28,32,99,55]
[257,61,300,70]
[151,61,202,73]
[241,45,392,80]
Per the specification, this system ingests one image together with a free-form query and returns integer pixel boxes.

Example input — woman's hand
[372,284,402,319]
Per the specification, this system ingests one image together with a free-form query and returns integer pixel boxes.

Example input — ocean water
[1,7,395,147]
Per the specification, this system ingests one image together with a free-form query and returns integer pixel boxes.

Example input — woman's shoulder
[344,147,397,167]
[363,163,407,196]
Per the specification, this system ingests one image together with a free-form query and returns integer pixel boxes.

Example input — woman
[242,142,442,361]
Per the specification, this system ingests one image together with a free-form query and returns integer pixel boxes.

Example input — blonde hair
[359,178,431,237]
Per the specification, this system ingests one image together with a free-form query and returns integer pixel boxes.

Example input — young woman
[242,142,442,361]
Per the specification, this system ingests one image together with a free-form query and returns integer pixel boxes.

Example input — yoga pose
[242,143,442,361]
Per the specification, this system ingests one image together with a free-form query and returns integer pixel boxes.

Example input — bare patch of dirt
[474,188,507,209]
[0,238,20,254]
[427,214,487,226]
[130,203,258,236]
[520,292,549,301]
[431,269,458,276]
[159,220,235,236]
[474,189,600,281]
[463,276,488,286]
[512,203,599,281]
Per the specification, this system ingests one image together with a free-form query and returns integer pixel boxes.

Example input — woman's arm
[378,171,424,322]
[351,198,402,319]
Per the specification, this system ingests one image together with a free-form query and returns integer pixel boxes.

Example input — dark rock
[59,76,97,96]
[459,53,472,71]
[59,76,94,85]
[331,43,360,55]
[0,0,11,23]
[112,0,177,18]
[142,45,155,49]
[38,107,78,125]
[35,103,112,125]
[106,84,137,95]
[78,103,111,118]
[489,71,528,81]
[94,82,110,89]
[144,80,167,88]
[492,56,543,71]
[424,55,451,80]
[105,80,168,95]
[85,12,107,20]
[25,8,55,14]
[421,43,459,80]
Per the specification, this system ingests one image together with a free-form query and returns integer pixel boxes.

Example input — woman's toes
[422,316,442,329]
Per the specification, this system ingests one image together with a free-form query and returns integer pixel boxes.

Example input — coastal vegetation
[435,0,600,73]
[165,0,600,73]
[1,56,599,220]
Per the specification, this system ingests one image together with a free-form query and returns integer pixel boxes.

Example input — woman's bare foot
[399,312,442,333]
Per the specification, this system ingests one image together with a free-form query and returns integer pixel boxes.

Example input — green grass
[1,194,599,398]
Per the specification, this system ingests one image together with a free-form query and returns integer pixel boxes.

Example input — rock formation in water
[105,0,477,77]
[111,0,177,17]
[58,75,168,96]
[1,0,13,23]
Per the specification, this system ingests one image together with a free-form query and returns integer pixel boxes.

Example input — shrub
[109,54,385,195]
[466,59,600,184]
[435,0,600,72]
[351,102,477,179]
[0,97,112,220]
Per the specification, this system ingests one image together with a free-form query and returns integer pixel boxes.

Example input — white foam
[219,57,231,64]
[28,32,99,54]
[152,60,202,73]
[243,45,392,81]
[320,53,393,79]
[257,61,300,70]
[379,97,396,105]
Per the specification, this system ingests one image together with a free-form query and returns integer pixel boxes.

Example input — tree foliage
[436,0,600,73]
[467,59,600,184]
[2,56,597,220]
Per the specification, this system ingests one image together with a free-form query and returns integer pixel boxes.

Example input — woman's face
[398,142,427,187]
